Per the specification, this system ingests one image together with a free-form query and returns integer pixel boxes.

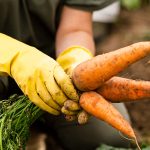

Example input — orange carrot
[97,76,150,102]
[80,91,136,139]
[73,42,150,91]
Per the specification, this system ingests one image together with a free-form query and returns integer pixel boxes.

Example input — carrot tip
[134,137,141,150]
[119,131,141,150]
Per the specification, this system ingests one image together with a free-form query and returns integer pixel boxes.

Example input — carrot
[77,110,90,125]
[73,42,150,91]
[97,76,150,102]
[64,100,81,111]
[80,91,136,139]
[65,115,77,122]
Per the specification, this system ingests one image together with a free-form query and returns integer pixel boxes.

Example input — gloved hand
[57,46,93,76]
[0,33,79,115]
[57,46,93,122]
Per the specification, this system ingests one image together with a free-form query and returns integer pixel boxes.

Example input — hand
[57,46,93,77]
[57,46,93,122]
[0,33,79,115]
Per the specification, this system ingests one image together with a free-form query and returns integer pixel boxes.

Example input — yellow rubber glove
[0,33,79,115]
[57,46,93,119]
[57,46,93,77]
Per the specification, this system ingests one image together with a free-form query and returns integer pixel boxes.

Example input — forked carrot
[97,76,150,102]
[73,42,150,91]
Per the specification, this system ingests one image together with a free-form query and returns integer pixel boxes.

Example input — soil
[95,5,150,143]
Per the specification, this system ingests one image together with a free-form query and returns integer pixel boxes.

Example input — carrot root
[80,91,136,139]
[77,110,89,125]
[64,100,81,111]
[73,42,150,91]
[97,76,150,102]
[65,115,77,122]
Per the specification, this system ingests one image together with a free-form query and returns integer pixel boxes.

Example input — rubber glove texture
[57,46,93,77]
[0,33,79,115]
[57,46,93,117]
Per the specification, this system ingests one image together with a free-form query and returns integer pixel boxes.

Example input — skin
[55,6,96,56]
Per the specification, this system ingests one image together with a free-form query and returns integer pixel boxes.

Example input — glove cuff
[57,46,93,75]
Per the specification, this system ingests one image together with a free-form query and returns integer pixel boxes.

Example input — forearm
[56,30,95,57]
[55,6,96,57]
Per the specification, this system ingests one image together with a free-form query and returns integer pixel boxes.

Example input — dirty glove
[57,46,93,121]
[57,46,93,77]
[0,33,79,115]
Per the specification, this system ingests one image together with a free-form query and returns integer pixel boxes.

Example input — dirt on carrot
[80,91,136,139]
[97,76,150,102]
[73,42,150,91]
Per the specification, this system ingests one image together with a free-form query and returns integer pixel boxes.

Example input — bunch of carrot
[1,42,150,149]
[71,42,150,149]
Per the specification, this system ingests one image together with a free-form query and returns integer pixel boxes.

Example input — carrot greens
[0,94,43,150]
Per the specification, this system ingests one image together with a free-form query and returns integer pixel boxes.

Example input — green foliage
[96,144,132,150]
[121,0,141,10]
[0,95,43,150]
[96,144,150,150]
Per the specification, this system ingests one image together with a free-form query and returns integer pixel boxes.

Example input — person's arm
[56,6,95,56]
